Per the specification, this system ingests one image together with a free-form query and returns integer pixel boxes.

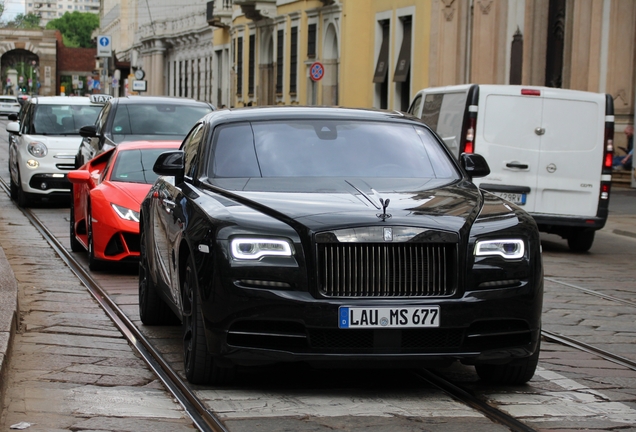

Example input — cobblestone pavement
[0,192,196,430]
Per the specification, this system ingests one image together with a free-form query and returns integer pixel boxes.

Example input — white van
[408,84,615,252]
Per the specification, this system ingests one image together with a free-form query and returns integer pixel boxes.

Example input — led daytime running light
[231,238,292,260]
[111,204,140,222]
[475,239,524,259]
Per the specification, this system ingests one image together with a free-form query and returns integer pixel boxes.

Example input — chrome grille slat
[318,243,456,298]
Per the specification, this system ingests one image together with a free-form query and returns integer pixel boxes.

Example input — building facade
[96,0,635,149]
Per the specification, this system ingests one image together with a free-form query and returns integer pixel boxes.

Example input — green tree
[0,1,5,22]
[6,13,41,29]
[46,12,99,48]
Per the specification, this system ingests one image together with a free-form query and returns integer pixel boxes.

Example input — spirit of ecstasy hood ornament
[377,198,391,221]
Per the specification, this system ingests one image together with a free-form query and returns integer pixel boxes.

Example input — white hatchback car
[0,95,21,117]
[6,96,103,206]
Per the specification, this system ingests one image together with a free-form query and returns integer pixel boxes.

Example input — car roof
[29,96,100,106]
[0,96,18,100]
[112,96,213,107]
[114,140,182,151]
[202,106,410,123]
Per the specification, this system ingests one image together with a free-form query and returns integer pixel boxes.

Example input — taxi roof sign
[90,94,113,104]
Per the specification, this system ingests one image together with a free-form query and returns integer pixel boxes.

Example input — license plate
[490,191,526,205]
[339,306,440,329]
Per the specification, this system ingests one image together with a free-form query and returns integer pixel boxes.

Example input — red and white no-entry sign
[310,62,325,81]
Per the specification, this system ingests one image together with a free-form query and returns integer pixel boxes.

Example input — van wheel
[567,230,595,253]
[475,339,540,385]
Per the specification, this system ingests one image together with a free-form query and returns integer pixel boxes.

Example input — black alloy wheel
[86,201,105,271]
[182,256,235,385]
[475,338,541,385]
[69,185,84,253]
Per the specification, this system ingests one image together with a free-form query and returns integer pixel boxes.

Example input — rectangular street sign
[97,35,112,57]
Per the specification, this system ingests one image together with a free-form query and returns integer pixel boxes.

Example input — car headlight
[231,238,293,260]
[111,204,140,222]
[475,239,524,259]
[27,141,48,158]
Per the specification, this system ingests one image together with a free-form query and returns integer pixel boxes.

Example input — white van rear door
[474,89,543,212]
[536,94,603,217]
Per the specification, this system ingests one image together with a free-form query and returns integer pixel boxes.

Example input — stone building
[95,0,635,148]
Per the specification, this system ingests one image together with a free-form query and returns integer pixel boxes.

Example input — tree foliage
[5,13,41,29]
[46,12,99,48]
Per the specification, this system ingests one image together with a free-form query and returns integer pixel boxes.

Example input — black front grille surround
[317,243,457,298]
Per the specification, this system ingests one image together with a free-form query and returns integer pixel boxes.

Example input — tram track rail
[0,177,228,432]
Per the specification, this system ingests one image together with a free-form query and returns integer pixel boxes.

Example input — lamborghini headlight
[230,238,293,260]
[111,204,140,222]
[475,239,525,259]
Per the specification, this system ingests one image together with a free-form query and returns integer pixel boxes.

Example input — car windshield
[111,104,212,143]
[209,120,458,179]
[110,148,172,184]
[33,104,102,135]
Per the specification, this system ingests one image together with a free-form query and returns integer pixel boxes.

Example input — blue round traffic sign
[99,37,110,47]
[310,62,324,81]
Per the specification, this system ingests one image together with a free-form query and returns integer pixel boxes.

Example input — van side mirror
[79,125,98,138]
[154,150,185,183]
[460,153,490,179]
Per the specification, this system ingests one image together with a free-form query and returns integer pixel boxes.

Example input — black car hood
[207,177,483,234]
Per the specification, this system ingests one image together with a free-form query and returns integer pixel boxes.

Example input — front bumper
[19,154,76,196]
[200,276,543,368]
[91,200,141,262]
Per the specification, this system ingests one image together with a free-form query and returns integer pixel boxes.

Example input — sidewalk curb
[0,245,19,415]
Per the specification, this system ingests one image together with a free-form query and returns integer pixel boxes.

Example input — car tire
[475,338,540,385]
[138,229,178,325]
[567,229,595,253]
[182,255,235,385]
[69,186,84,253]
[16,172,31,208]
[9,172,18,201]
[87,201,105,271]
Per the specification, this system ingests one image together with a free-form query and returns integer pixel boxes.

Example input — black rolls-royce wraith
[139,106,543,385]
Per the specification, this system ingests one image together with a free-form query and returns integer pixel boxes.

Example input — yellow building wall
[340,0,432,109]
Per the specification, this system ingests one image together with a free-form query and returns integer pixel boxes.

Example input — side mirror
[154,150,185,177]
[6,122,20,134]
[67,170,91,184]
[460,153,490,179]
[79,125,98,138]
[8,114,18,121]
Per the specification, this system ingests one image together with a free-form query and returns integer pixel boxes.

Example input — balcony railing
[207,0,233,28]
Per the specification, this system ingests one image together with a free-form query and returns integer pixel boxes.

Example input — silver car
[6,96,102,206]
[0,95,21,117]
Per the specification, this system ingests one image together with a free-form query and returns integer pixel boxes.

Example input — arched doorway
[323,23,339,106]
[1,49,39,96]
[259,30,275,106]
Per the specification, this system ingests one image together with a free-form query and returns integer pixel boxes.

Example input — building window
[307,23,316,58]
[276,29,284,94]
[394,16,412,111]
[373,19,390,109]
[237,36,243,96]
[248,34,255,96]
[289,26,298,95]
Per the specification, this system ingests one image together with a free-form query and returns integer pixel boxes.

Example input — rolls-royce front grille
[318,243,457,297]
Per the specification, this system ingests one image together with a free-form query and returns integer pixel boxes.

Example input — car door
[534,90,605,217]
[473,87,543,213]
[153,123,206,306]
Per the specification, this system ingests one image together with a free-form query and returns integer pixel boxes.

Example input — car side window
[21,104,35,134]
[96,103,112,135]
[183,123,204,179]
